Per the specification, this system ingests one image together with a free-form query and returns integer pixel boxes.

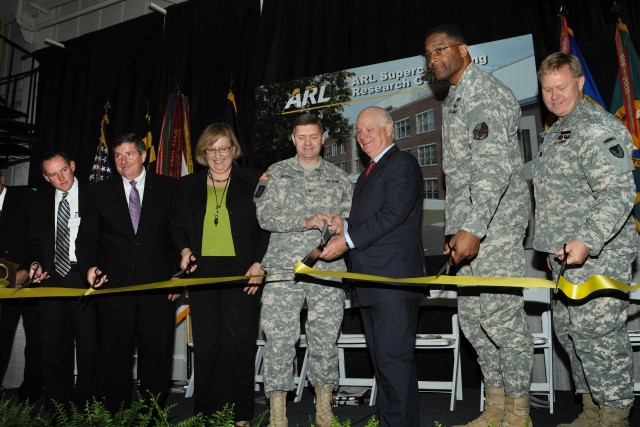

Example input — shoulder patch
[472,122,489,140]
[259,172,272,182]
[254,184,266,199]
[609,144,625,158]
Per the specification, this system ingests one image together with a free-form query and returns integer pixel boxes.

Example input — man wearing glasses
[425,24,533,427]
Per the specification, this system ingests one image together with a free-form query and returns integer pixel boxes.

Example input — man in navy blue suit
[322,106,427,426]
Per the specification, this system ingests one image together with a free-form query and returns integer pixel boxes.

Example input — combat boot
[269,391,288,427]
[557,394,599,427]
[452,387,505,427]
[502,395,533,427]
[315,387,334,427]
[599,405,629,427]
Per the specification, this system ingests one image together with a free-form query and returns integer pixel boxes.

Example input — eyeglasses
[205,146,232,155]
[424,44,463,61]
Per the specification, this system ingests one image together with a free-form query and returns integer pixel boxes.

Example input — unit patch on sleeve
[472,122,489,140]
[254,184,266,199]
[609,144,625,158]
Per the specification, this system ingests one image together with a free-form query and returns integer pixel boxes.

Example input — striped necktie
[54,192,71,277]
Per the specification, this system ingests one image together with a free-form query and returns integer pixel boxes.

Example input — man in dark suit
[27,151,97,409]
[0,171,43,403]
[76,133,180,413]
[323,106,427,426]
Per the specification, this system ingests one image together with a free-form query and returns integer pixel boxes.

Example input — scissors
[173,255,198,279]
[555,243,568,294]
[436,242,456,278]
[301,222,335,268]
[10,262,41,295]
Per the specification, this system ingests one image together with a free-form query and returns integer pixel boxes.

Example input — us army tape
[293,261,640,300]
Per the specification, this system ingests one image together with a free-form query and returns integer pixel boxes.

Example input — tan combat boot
[453,387,505,427]
[599,405,630,427]
[269,391,288,427]
[503,395,533,427]
[557,393,599,427]
[315,387,334,427]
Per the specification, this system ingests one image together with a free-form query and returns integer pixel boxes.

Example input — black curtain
[152,0,260,166]
[29,0,640,185]
[30,12,164,187]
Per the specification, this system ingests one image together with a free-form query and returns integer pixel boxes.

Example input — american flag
[89,112,113,184]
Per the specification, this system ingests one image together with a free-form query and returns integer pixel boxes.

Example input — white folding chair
[479,287,555,413]
[416,289,463,411]
[254,330,309,402]
[628,289,640,394]
[335,295,377,405]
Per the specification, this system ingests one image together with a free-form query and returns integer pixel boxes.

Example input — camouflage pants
[260,279,345,396]
[550,250,635,410]
[457,225,533,396]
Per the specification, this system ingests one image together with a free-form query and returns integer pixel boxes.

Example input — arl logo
[284,85,331,110]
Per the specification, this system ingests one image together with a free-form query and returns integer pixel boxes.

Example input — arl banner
[610,21,640,229]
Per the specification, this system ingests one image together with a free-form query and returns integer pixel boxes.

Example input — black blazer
[0,186,36,270]
[28,181,88,287]
[171,165,269,271]
[348,145,427,306]
[76,173,179,288]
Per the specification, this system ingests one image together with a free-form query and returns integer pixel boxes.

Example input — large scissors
[301,222,334,268]
[436,242,456,278]
[555,243,568,294]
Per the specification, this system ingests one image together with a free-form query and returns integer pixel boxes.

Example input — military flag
[142,110,157,170]
[88,110,113,184]
[610,21,640,229]
[223,89,253,167]
[156,93,193,179]
[559,15,606,109]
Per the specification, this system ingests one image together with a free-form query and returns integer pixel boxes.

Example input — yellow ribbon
[0,262,11,288]
[0,275,261,300]
[293,262,640,300]
[2,263,639,301]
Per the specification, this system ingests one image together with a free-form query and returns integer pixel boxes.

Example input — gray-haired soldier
[425,24,534,427]
[253,113,352,427]
[534,52,638,427]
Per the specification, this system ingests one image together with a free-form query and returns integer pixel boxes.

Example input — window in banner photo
[418,143,437,167]
[394,117,410,139]
[423,178,439,199]
[416,109,436,134]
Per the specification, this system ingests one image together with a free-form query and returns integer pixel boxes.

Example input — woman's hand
[244,262,266,294]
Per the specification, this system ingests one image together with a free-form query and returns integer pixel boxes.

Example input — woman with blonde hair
[171,123,269,425]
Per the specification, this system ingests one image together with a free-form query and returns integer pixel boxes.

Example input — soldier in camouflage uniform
[253,113,352,427]
[534,52,637,427]
[425,25,534,427]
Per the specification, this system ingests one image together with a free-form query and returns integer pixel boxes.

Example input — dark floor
[163,385,640,426]
[2,384,638,426]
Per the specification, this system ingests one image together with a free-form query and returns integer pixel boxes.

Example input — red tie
[365,161,376,178]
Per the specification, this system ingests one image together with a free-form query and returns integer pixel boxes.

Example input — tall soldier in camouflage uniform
[534,52,638,427]
[253,113,352,427]
[425,25,534,427]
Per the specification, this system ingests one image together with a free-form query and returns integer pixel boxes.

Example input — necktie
[129,180,141,234]
[365,161,376,178]
[55,192,71,277]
